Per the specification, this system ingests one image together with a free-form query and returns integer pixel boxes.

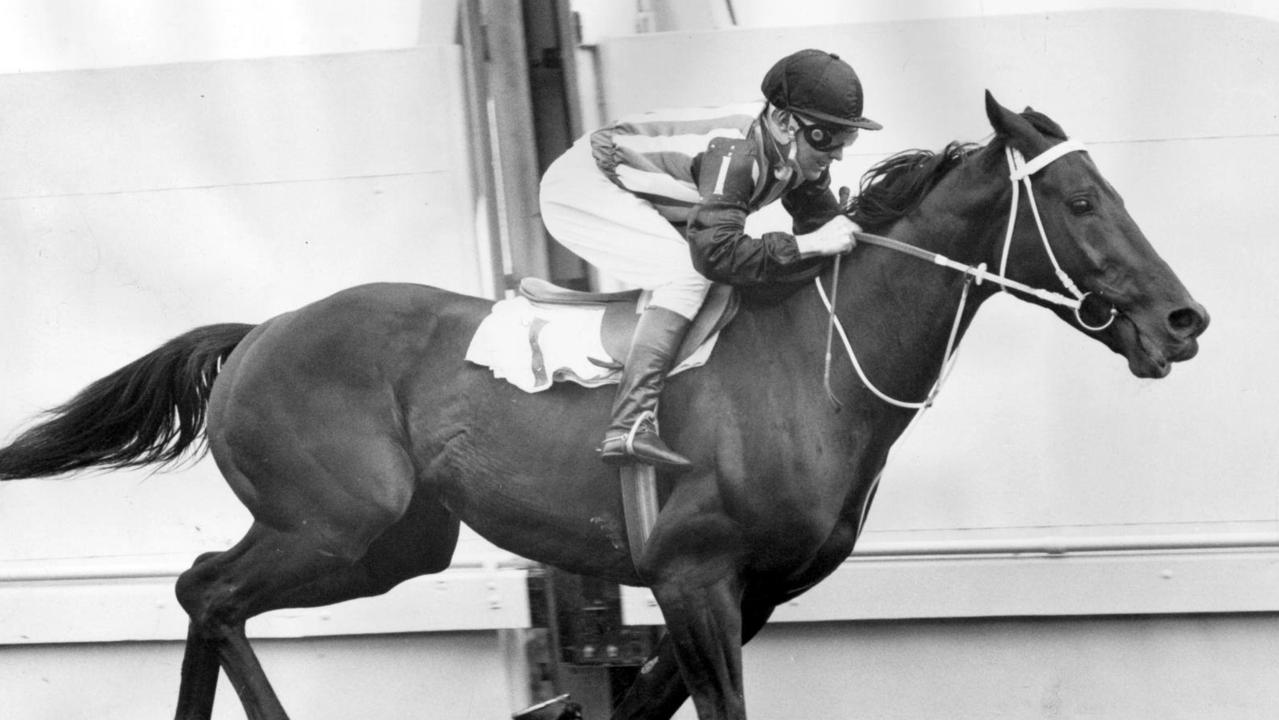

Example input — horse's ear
[984,90,1017,137]
[984,90,1043,153]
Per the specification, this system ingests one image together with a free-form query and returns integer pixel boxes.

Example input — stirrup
[622,411,659,456]
[601,411,691,471]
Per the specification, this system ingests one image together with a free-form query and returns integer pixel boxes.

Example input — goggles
[794,115,858,152]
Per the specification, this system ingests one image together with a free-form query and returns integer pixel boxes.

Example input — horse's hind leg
[174,553,229,719]
[173,489,461,720]
[174,523,352,720]
[268,489,460,610]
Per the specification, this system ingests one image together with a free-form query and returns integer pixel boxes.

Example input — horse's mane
[848,141,981,233]
[849,109,1066,234]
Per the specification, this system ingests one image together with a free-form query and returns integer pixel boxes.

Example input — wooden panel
[0,559,530,644]
[0,632,518,720]
[623,544,1279,623]
[739,614,1279,720]
[0,48,468,198]
[0,0,458,73]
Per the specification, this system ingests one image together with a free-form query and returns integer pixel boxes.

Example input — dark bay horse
[0,93,1207,719]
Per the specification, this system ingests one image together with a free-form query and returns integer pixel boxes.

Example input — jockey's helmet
[761,49,882,131]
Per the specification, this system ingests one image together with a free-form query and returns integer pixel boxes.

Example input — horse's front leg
[614,505,859,719]
[609,638,689,720]
[649,566,746,720]
[611,593,778,720]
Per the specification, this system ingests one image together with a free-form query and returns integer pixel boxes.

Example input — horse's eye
[1069,197,1094,215]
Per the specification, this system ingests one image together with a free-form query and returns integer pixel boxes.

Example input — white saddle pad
[465,297,718,393]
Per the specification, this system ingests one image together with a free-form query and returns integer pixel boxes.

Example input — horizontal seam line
[0,169,441,202]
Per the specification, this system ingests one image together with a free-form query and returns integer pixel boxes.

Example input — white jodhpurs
[539,138,711,320]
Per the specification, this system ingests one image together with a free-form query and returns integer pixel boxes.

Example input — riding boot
[599,306,694,471]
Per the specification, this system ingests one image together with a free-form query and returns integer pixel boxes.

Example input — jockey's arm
[685,138,829,286]
[782,174,858,257]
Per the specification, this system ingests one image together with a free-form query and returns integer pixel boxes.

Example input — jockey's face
[793,116,857,182]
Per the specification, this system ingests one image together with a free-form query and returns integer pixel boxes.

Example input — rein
[818,139,1113,410]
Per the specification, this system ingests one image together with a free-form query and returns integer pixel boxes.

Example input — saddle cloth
[465,279,738,393]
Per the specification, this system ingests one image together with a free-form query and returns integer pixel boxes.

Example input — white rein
[817,139,1112,410]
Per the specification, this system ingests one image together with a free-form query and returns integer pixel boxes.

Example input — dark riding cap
[762,49,882,131]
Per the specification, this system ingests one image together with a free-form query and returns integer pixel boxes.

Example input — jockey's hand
[837,185,855,213]
[796,214,859,258]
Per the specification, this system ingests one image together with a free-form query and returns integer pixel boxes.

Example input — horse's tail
[0,323,256,480]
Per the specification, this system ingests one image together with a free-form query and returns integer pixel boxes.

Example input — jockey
[539,48,881,472]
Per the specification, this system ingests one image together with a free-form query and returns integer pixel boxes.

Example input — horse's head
[984,91,1209,378]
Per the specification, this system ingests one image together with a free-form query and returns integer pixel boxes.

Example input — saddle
[464,278,739,393]
[517,277,738,368]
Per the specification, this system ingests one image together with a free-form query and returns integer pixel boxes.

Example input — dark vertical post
[458,0,507,298]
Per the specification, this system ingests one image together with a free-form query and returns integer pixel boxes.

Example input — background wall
[0,44,484,565]
[572,0,1279,41]
[1,2,1276,719]
[0,0,459,72]
[0,1,531,717]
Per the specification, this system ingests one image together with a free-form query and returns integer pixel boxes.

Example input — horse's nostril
[1168,305,1209,339]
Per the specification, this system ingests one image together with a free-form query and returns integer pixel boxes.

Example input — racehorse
[0,93,1207,720]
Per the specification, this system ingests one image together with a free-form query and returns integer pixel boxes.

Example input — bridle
[1000,140,1117,332]
[816,138,1117,410]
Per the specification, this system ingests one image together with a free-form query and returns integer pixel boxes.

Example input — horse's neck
[829,167,1007,402]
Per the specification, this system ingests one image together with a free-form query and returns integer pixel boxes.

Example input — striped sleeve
[590,104,760,220]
